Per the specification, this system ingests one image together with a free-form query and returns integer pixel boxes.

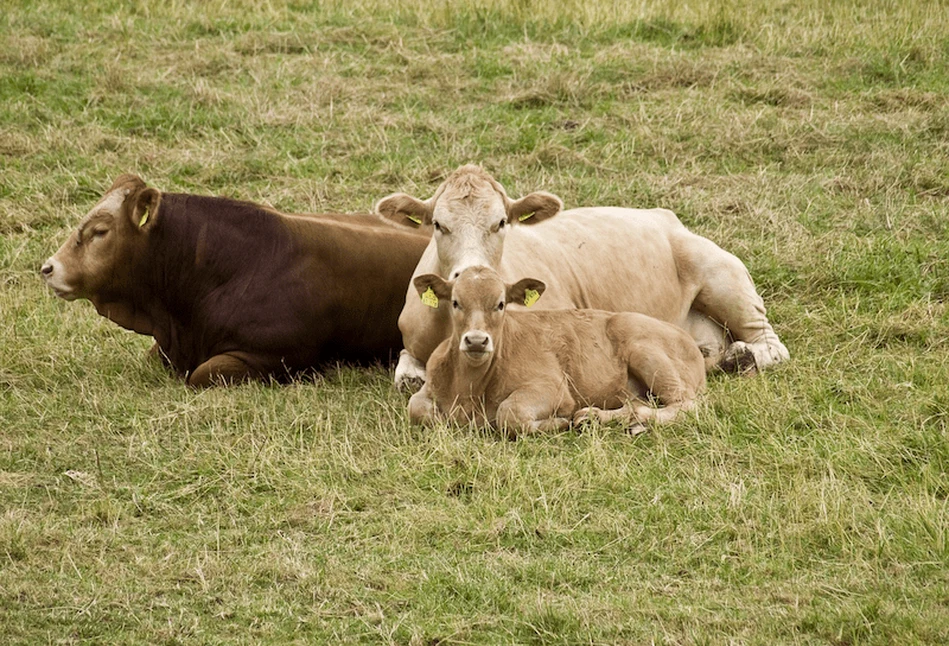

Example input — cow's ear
[507,191,562,225]
[131,187,161,231]
[375,193,432,228]
[413,273,452,309]
[507,278,546,308]
[108,173,146,193]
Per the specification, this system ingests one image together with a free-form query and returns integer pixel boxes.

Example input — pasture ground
[2,0,948,643]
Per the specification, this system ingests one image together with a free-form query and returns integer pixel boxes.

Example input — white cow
[375,165,788,389]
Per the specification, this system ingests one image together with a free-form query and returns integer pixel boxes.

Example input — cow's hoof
[719,341,759,375]
[573,407,603,425]
[395,375,425,393]
[626,422,647,436]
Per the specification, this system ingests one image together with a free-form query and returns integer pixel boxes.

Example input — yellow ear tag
[523,288,540,307]
[138,207,149,228]
[420,286,439,308]
[407,215,422,225]
[518,212,535,222]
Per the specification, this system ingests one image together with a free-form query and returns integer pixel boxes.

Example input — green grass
[2,0,949,643]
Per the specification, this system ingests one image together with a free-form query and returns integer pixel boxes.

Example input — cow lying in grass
[407,266,706,436]
[376,164,789,391]
[40,174,430,386]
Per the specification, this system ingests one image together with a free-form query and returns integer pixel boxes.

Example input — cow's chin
[462,349,493,366]
[47,285,80,301]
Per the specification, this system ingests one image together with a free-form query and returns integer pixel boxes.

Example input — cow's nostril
[41,263,53,276]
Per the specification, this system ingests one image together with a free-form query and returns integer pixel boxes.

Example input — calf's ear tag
[407,215,422,225]
[420,286,439,308]
[138,207,150,228]
[523,288,540,307]
[518,212,535,222]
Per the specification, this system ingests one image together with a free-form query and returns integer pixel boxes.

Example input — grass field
[2,0,949,643]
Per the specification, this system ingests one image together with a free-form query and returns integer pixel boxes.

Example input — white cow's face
[375,165,564,278]
[414,266,546,367]
[40,174,159,301]
[430,184,511,279]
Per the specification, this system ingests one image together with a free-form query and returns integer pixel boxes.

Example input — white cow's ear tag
[138,207,150,228]
[420,287,439,308]
[518,212,535,222]
[523,289,540,307]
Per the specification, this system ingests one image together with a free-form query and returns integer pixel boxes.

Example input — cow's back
[494,310,634,410]
[498,207,693,323]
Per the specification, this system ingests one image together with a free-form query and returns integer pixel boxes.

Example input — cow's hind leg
[680,235,789,373]
[188,352,264,387]
[585,328,705,428]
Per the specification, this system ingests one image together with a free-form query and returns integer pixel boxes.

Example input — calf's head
[376,165,562,279]
[41,174,160,301]
[414,266,546,367]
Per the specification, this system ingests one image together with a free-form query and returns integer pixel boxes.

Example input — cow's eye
[433,221,441,232]
[92,228,108,238]
[497,301,504,311]
[498,219,506,230]
[452,300,460,310]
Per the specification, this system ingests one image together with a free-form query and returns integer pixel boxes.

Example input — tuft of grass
[2,0,949,643]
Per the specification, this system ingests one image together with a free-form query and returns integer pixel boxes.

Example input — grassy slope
[2,0,948,643]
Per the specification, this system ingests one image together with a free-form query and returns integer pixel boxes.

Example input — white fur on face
[91,187,130,217]
[42,186,131,299]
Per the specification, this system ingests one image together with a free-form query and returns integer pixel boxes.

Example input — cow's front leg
[407,383,438,425]
[394,349,427,392]
[187,352,264,388]
[494,388,572,439]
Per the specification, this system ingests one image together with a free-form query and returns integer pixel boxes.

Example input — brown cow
[407,266,706,436]
[40,174,430,386]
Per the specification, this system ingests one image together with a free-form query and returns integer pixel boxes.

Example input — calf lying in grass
[407,266,706,436]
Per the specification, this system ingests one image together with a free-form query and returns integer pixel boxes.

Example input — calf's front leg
[494,388,572,439]
[407,383,439,425]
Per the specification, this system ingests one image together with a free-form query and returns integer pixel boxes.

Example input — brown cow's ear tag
[407,215,422,225]
[420,287,439,308]
[523,288,540,307]
[518,212,535,222]
[138,207,150,228]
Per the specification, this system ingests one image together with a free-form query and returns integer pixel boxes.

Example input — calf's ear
[413,274,453,308]
[375,193,432,228]
[507,191,562,225]
[130,187,161,230]
[507,278,546,307]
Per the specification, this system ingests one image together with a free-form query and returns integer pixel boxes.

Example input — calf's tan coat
[408,266,706,435]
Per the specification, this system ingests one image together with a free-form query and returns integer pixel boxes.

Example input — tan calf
[407,266,706,436]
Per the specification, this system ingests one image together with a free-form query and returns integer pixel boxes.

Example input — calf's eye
[452,300,460,310]
[497,302,504,311]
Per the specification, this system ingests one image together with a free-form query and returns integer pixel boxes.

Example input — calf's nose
[463,332,490,351]
[40,262,54,276]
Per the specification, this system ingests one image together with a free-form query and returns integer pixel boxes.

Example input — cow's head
[41,174,160,302]
[375,165,562,279]
[413,266,546,367]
